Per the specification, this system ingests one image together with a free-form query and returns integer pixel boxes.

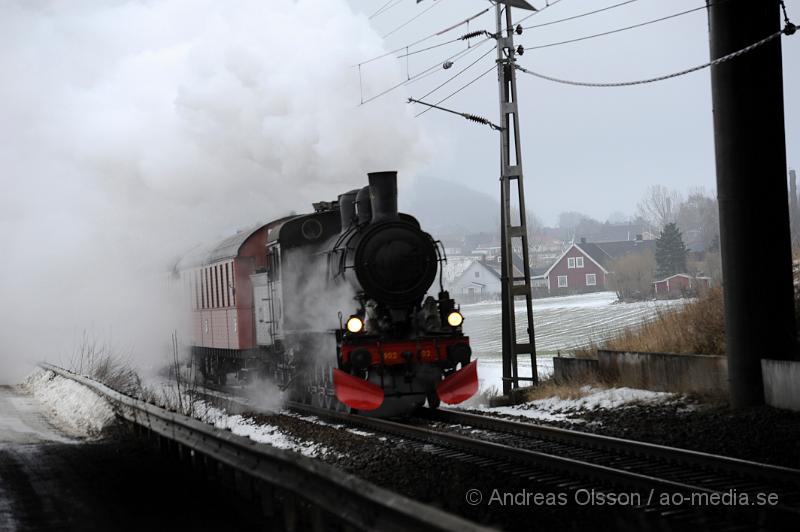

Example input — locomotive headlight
[447,311,464,327]
[346,316,364,333]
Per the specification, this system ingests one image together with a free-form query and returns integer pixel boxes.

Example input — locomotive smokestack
[368,171,398,223]
[338,189,359,232]
[355,186,372,225]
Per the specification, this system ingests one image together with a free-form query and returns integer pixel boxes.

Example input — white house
[446,260,502,299]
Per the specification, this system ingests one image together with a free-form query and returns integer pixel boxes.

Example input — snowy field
[461,292,686,391]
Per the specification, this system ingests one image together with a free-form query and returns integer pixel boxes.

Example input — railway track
[191,379,799,530]
[113,378,800,530]
[39,364,489,532]
[279,402,800,530]
[418,408,800,502]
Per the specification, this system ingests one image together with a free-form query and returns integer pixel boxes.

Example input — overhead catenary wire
[416,45,497,102]
[515,28,791,88]
[360,37,493,105]
[523,0,639,29]
[369,0,403,20]
[382,0,448,39]
[521,4,711,51]
[408,97,502,130]
[513,0,566,26]
[356,7,491,67]
[415,63,497,117]
[395,30,490,60]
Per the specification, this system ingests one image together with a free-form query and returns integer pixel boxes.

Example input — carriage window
[215,265,221,308]
[224,263,230,307]
[211,267,217,308]
[230,262,236,306]
[202,268,207,309]
[203,268,213,308]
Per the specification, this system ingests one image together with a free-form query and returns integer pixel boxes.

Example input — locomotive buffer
[496,1,538,395]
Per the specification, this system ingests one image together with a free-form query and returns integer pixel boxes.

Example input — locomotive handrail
[39,363,492,532]
[433,238,448,293]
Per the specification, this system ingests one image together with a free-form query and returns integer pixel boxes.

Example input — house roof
[576,221,651,243]
[653,273,712,284]
[541,243,608,277]
[574,243,614,270]
[531,265,550,277]
[451,259,501,286]
[541,239,656,278]
[582,239,656,268]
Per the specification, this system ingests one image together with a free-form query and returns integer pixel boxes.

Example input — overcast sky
[348,0,800,225]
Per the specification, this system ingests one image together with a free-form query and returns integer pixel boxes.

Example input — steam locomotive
[175,171,477,416]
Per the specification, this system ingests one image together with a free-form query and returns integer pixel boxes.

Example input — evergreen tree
[655,222,688,278]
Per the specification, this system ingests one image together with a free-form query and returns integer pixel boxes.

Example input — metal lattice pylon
[496,4,537,395]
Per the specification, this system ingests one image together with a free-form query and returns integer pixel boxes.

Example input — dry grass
[486,376,603,406]
[67,330,203,418]
[575,287,726,357]
[158,330,201,416]
[69,331,144,396]
[519,378,598,402]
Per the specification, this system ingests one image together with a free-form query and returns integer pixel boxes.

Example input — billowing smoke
[0,0,431,382]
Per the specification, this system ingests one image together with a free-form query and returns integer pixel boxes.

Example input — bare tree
[609,250,657,301]
[676,188,719,253]
[636,185,683,233]
[556,211,598,241]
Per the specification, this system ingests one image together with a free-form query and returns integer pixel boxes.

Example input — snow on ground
[193,401,334,458]
[471,386,674,422]
[462,291,687,391]
[22,368,116,438]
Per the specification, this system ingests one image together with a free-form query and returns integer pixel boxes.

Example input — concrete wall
[596,349,728,394]
[762,359,800,412]
[553,357,599,383]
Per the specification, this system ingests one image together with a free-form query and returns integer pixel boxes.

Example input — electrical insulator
[443,61,453,70]
[515,24,523,35]
[516,45,525,56]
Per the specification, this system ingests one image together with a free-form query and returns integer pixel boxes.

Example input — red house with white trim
[537,237,656,295]
[653,273,712,297]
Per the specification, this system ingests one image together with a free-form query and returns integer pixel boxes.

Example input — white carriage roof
[176,223,268,270]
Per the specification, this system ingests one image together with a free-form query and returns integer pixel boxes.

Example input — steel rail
[283,402,800,527]
[166,386,800,525]
[288,402,715,494]
[39,364,491,532]
[420,408,800,487]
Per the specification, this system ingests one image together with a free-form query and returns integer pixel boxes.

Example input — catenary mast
[495,1,538,395]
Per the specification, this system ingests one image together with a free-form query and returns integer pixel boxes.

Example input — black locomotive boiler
[176,171,477,416]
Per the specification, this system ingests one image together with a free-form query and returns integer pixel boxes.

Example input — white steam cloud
[0,0,431,382]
